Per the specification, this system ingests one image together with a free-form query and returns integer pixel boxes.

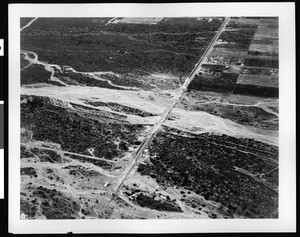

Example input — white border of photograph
[0,101,3,199]
[0,148,3,199]
[9,2,296,234]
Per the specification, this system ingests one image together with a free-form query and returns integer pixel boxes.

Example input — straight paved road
[20,17,38,32]
[110,17,231,198]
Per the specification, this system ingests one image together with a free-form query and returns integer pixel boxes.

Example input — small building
[104,182,110,187]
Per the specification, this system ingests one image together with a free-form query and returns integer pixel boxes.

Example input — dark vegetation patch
[21,63,64,86]
[21,55,30,69]
[188,72,278,98]
[138,131,278,218]
[21,17,223,76]
[65,154,113,170]
[55,71,125,90]
[21,95,146,162]
[21,167,37,176]
[32,186,80,219]
[188,73,239,94]
[201,64,226,72]
[244,58,279,68]
[39,150,62,163]
[28,148,63,163]
[248,50,278,57]
[20,198,38,218]
[233,84,278,98]
[69,103,128,122]
[218,28,257,49]
[63,165,101,177]
[162,125,204,136]
[84,100,156,117]
[251,38,278,45]
[21,144,63,163]
[99,73,153,90]
[135,193,182,212]
[268,106,279,114]
[21,145,33,158]
[113,50,198,76]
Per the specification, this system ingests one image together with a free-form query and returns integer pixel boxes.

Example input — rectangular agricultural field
[244,57,279,68]
[115,17,164,24]
[248,43,278,56]
[258,18,278,29]
[230,18,262,26]
[255,28,278,39]
[241,67,276,76]
[249,34,278,56]
[210,47,248,57]
[237,74,278,88]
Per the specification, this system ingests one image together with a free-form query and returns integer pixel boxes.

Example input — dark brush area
[21,167,37,176]
[219,28,257,49]
[21,17,224,76]
[187,72,239,94]
[21,95,146,161]
[55,71,125,90]
[138,130,278,218]
[21,63,64,87]
[33,186,80,219]
[188,72,278,98]
[84,100,156,117]
[135,193,182,212]
[21,146,63,163]
[233,84,278,98]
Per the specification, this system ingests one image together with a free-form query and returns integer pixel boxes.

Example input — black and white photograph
[8,2,296,234]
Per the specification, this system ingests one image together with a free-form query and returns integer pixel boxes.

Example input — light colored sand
[164,108,278,146]
[116,17,164,25]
